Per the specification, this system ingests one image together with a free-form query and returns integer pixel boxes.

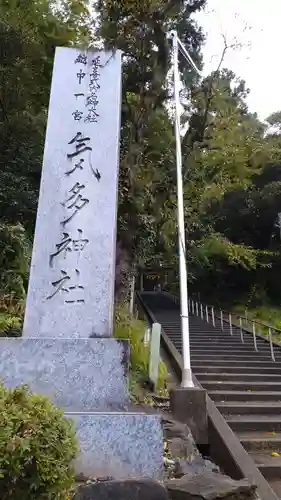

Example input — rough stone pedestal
[0,336,163,478]
[170,387,208,445]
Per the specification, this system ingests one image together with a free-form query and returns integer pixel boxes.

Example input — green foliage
[114,304,167,392]
[2,0,281,313]
[181,68,281,302]
[0,0,92,232]
[95,0,206,264]
[0,223,31,299]
[0,313,22,337]
[0,384,78,500]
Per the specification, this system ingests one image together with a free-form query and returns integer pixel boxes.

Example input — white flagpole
[170,31,202,388]
[171,31,193,388]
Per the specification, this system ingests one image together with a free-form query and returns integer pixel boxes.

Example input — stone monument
[0,47,162,479]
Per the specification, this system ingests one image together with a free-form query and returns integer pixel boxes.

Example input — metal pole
[252,322,258,351]
[172,32,193,388]
[196,302,199,316]
[211,307,215,327]
[268,328,275,362]
[200,303,203,319]
[129,275,135,314]
[206,305,209,323]
[192,300,194,315]
[229,313,233,336]
[239,317,244,343]
[140,273,144,292]
[220,310,224,331]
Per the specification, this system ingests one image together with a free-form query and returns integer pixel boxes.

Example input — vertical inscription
[47,51,103,304]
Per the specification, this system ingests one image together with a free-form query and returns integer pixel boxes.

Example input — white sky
[194,0,281,121]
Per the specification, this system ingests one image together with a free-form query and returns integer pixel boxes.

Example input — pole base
[181,368,194,388]
[170,386,208,445]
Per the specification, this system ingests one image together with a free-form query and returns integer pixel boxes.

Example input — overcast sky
[193,0,281,122]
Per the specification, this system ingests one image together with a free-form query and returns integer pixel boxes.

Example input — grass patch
[114,304,168,399]
[233,304,281,340]
[0,312,22,337]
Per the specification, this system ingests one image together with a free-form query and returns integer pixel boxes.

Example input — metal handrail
[155,291,280,362]
[188,297,281,363]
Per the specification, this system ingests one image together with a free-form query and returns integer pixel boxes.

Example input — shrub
[0,223,31,300]
[0,312,22,337]
[0,384,78,499]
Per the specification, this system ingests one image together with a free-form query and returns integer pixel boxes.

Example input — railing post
[191,300,194,315]
[239,317,244,343]
[220,310,224,331]
[200,303,203,319]
[268,327,275,362]
[129,275,135,314]
[206,305,209,323]
[196,302,199,316]
[252,322,258,351]
[211,307,215,327]
[144,327,151,347]
[229,313,233,336]
[140,273,144,292]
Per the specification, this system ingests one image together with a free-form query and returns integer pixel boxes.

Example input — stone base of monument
[67,413,163,479]
[0,338,130,411]
[0,338,163,479]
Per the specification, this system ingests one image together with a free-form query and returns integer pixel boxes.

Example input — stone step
[192,360,280,368]
[192,365,281,374]
[190,340,274,346]
[250,453,281,479]
[209,390,281,402]
[196,373,281,382]
[238,432,281,453]
[66,412,163,479]
[191,355,280,361]
[191,350,274,357]
[217,402,281,415]
[226,415,281,433]
[201,381,281,392]
[190,346,270,351]
[0,338,129,411]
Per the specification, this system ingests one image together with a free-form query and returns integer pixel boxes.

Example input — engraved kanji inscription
[92,56,102,69]
[61,182,89,227]
[85,107,99,123]
[72,110,83,121]
[49,229,89,266]
[89,81,100,92]
[75,53,87,65]
[67,132,92,159]
[47,269,85,303]
[92,168,101,182]
[85,55,101,123]
[86,95,99,107]
[66,158,84,176]
[77,68,86,84]
[74,93,85,99]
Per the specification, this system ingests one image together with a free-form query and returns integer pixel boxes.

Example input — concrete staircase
[140,292,281,499]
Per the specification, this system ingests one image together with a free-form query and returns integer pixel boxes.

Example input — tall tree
[95,0,207,263]
[0,0,92,233]
[177,69,280,289]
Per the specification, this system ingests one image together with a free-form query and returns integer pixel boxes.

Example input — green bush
[0,312,22,337]
[0,384,78,500]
